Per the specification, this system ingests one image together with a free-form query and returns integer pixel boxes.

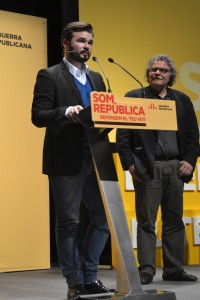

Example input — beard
[68,46,90,63]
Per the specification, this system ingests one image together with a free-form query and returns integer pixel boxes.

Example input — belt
[155,156,177,161]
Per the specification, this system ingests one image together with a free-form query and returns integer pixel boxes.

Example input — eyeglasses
[150,67,170,74]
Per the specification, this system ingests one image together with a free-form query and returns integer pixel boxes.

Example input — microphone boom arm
[93,57,112,93]
[108,57,145,97]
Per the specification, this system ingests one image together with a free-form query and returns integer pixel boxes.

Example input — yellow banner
[0,10,49,272]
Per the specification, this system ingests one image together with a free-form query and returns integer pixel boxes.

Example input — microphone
[92,56,112,93]
[108,57,145,97]
[64,48,76,53]
[63,46,76,53]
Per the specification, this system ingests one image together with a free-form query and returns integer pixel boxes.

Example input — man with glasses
[116,54,199,285]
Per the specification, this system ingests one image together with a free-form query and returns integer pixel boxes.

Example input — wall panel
[0,10,49,272]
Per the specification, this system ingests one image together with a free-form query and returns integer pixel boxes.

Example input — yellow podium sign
[90,92,177,130]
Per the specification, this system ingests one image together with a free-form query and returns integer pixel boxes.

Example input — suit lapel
[167,88,182,127]
[87,72,97,90]
[60,61,84,106]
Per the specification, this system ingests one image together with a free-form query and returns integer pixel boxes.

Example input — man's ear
[63,39,69,50]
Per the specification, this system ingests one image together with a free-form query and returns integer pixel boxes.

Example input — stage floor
[0,265,200,300]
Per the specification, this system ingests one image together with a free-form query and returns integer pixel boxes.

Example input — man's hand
[178,160,193,177]
[129,164,142,182]
[66,105,83,121]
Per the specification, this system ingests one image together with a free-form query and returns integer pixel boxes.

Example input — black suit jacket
[32,60,106,175]
[116,86,199,183]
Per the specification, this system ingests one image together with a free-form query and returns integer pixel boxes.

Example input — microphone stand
[93,56,112,93]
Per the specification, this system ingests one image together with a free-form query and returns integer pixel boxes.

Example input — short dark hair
[61,21,93,45]
[145,54,177,87]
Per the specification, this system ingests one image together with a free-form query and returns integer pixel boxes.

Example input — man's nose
[83,42,89,47]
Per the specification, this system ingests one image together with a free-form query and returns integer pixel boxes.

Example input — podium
[77,98,177,300]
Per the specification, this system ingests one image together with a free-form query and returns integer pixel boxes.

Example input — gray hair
[145,54,177,87]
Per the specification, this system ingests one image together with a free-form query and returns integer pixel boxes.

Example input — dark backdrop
[0,0,112,267]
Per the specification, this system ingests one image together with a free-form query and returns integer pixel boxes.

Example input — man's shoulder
[36,62,67,81]
[125,87,144,97]
[46,62,64,73]
[168,87,189,99]
[38,61,64,74]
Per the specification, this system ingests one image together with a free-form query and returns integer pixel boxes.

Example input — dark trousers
[49,161,109,287]
[134,159,185,276]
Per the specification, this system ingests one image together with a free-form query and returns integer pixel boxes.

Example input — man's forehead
[153,61,168,65]
[72,31,93,39]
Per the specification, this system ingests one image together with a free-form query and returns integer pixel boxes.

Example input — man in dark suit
[116,54,199,285]
[32,21,111,300]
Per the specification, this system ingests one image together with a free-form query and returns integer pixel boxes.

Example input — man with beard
[116,54,199,285]
[32,21,111,299]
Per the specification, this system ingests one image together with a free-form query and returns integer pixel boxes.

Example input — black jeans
[49,162,109,287]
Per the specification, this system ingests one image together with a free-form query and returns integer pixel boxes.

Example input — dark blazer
[32,60,106,175]
[116,86,200,183]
